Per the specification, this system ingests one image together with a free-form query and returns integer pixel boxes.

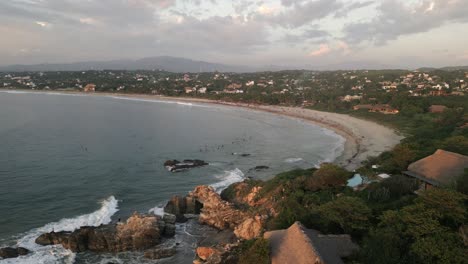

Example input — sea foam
[210,168,245,193]
[0,196,119,264]
[284,157,304,163]
[109,96,209,108]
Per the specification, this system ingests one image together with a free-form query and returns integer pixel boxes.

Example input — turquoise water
[0,91,344,263]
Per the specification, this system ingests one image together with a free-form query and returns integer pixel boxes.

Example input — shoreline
[0,89,404,170]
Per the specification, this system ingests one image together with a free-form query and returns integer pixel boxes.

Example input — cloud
[79,18,100,26]
[309,44,331,57]
[344,0,468,45]
[35,21,50,28]
[337,41,351,55]
[267,0,342,28]
[282,27,330,44]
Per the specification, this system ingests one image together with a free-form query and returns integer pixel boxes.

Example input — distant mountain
[0,56,256,73]
[417,66,468,72]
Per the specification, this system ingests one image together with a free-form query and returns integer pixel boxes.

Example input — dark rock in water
[249,165,269,172]
[164,159,208,172]
[161,214,176,237]
[144,246,177,259]
[0,247,30,259]
[164,195,203,222]
[35,213,174,253]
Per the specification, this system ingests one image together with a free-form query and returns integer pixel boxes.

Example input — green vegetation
[234,164,466,263]
[237,238,270,264]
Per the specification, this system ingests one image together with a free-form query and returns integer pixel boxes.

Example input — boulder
[196,247,219,261]
[0,247,30,259]
[35,213,169,253]
[144,246,177,259]
[249,165,269,172]
[164,159,209,172]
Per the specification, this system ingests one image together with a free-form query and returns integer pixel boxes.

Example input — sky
[1,0,468,69]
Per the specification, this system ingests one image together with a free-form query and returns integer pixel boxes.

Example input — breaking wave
[210,168,245,193]
[284,157,304,163]
[109,96,209,108]
[0,196,119,264]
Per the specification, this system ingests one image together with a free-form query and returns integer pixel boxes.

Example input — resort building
[353,104,399,114]
[403,149,468,190]
[428,105,447,113]
[264,222,358,264]
[83,83,96,92]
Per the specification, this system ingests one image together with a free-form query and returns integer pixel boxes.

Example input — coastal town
[1,69,467,114]
[1,68,467,264]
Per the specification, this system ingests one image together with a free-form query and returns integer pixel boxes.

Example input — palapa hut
[403,149,468,190]
[264,222,359,264]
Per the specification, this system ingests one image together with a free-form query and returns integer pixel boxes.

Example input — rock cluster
[193,230,239,264]
[164,159,208,172]
[164,195,203,222]
[35,213,175,254]
[0,247,30,259]
[165,185,265,241]
[144,246,177,260]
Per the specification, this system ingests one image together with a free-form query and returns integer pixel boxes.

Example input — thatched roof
[404,149,468,186]
[264,222,358,264]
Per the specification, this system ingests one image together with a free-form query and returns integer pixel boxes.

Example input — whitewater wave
[0,90,30,94]
[313,129,346,168]
[284,157,304,163]
[110,96,209,108]
[148,206,165,217]
[0,196,119,264]
[0,90,86,97]
[210,168,245,193]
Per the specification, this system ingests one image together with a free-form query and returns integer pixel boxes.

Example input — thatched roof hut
[403,149,468,188]
[264,222,358,264]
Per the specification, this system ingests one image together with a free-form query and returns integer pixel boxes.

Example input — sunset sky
[1,0,468,68]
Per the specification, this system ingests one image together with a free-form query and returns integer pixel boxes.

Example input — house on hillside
[83,83,96,92]
[354,104,398,114]
[353,104,373,111]
[369,104,399,114]
[428,105,447,113]
[403,149,468,190]
[264,221,359,264]
[429,90,447,96]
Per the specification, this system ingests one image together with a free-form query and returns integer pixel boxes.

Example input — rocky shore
[34,213,177,260]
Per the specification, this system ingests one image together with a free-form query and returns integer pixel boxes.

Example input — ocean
[0,91,344,263]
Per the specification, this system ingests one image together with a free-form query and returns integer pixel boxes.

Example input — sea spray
[0,196,119,264]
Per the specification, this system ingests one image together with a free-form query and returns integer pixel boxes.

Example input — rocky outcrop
[144,246,177,260]
[194,230,239,264]
[233,215,264,240]
[164,159,208,172]
[0,247,30,259]
[165,185,265,240]
[189,186,247,231]
[164,195,202,222]
[35,213,175,253]
[248,165,269,172]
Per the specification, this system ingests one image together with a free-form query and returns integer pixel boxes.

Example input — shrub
[238,238,270,264]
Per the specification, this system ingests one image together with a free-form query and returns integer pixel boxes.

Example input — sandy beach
[0,90,404,170]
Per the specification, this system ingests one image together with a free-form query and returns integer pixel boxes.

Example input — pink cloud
[309,44,331,57]
[337,41,351,55]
